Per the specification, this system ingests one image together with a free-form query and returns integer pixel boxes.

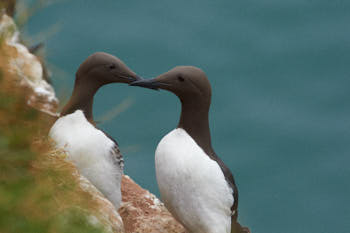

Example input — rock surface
[0,9,186,233]
[78,173,125,233]
[0,13,58,114]
[120,176,186,233]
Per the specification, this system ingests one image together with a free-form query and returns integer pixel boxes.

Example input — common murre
[49,52,141,209]
[130,66,250,233]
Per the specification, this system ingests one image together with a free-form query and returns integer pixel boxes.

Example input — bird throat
[177,97,214,156]
[60,76,100,124]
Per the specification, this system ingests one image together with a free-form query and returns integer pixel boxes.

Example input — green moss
[54,209,105,233]
[0,99,110,233]
[0,97,109,233]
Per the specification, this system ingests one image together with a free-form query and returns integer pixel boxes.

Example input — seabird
[49,52,141,209]
[130,66,250,233]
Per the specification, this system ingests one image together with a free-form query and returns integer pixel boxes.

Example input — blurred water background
[21,0,350,232]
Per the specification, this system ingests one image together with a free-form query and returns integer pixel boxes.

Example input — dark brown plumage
[61,52,141,123]
[131,66,250,233]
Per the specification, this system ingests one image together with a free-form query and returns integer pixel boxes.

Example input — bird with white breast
[130,66,250,233]
[49,52,141,209]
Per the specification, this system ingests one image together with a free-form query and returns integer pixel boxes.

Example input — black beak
[118,74,143,83]
[129,79,160,90]
[134,75,143,81]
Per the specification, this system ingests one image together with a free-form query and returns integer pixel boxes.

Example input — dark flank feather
[102,131,124,170]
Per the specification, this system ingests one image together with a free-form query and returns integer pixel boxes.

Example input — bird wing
[210,152,239,218]
[211,153,251,233]
[110,143,124,170]
[101,130,124,170]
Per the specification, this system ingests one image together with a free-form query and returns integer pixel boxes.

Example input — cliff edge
[0,6,185,233]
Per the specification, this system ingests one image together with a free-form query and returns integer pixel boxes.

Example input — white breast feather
[155,128,234,233]
[49,110,123,209]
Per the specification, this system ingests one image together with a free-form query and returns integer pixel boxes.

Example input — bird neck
[178,97,214,155]
[60,75,100,124]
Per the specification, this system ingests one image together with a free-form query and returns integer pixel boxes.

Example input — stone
[120,176,186,233]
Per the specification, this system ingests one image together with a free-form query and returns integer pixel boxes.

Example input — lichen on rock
[0,13,57,114]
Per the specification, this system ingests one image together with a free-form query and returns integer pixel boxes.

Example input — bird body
[49,110,123,208]
[156,128,233,233]
[49,52,140,209]
[130,66,250,233]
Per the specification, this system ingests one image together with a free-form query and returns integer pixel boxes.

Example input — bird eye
[109,64,116,70]
[178,76,185,82]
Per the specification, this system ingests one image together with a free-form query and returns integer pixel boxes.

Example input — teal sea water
[23,1,350,232]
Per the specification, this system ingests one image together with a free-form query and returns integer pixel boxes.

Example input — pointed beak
[118,74,143,83]
[134,75,142,81]
[129,78,161,90]
[129,74,143,82]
